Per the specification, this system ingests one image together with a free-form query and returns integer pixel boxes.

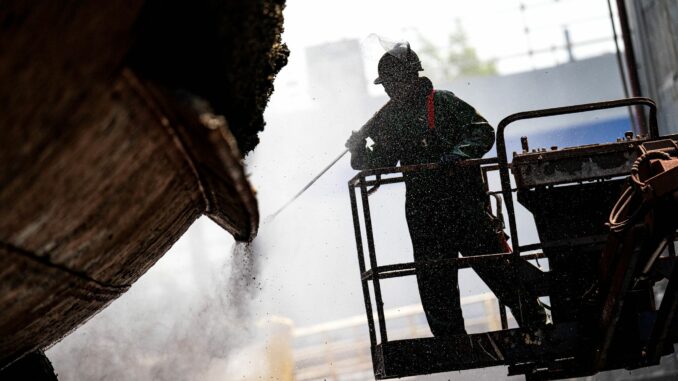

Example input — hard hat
[374,42,423,84]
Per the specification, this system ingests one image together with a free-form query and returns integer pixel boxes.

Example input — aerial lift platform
[347,98,678,380]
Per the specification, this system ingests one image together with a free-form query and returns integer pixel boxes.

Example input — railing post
[359,175,389,344]
[499,300,509,330]
[348,183,378,352]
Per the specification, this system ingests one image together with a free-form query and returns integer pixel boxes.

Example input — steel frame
[348,97,663,379]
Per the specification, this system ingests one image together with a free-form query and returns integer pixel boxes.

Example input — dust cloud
[47,228,269,381]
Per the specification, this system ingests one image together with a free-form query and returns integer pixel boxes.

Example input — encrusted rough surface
[0,0,287,369]
[129,0,289,154]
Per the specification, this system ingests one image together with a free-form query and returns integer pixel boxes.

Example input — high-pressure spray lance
[264,126,373,223]
[265,41,412,223]
[264,148,348,222]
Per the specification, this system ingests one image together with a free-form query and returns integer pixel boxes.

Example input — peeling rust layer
[0,0,287,368]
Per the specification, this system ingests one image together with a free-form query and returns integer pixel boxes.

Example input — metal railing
[347,97,658,369]
[292,293,509,381]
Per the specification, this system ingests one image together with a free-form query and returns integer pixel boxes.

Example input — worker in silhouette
[346,43,545,336]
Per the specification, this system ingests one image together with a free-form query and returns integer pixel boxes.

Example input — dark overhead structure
[0,0,288,375]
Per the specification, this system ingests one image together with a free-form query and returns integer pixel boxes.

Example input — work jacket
[350,77,495,204]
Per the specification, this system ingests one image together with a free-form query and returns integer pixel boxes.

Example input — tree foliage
[416,21,497,82]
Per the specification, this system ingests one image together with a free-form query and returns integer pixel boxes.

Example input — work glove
[439,152,464,166]
[345,131,366,151]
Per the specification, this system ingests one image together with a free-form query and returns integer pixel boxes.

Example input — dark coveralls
[349,77,543,336]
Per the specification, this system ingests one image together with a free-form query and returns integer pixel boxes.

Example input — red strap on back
[499,232,513,253]
[427,89,435,130]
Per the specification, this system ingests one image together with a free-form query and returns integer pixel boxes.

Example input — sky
[271,0,621,110]
[48,1,634,380]
[281,0,617,64]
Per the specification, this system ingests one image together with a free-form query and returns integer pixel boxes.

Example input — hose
[608,150,672,233]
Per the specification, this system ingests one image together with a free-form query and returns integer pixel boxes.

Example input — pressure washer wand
[264,148,349,223]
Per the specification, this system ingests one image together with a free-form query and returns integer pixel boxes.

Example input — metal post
[496,133,521,256]
[563,27,575,63]
[349,183,378,351]
[499,301,509,330]
[496,117,525,329]
[359,176,389,343]
[615,0,647,136]
[606,0,635,132]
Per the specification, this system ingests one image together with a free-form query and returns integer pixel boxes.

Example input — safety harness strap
[427,89,436,130]
[499,232,513,253]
